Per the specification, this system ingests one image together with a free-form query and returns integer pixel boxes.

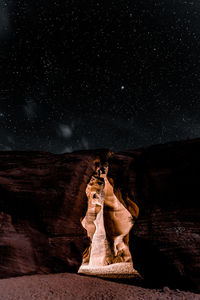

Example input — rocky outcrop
[0,140,199,291]
[108,139,200,291]
[0,150,111,277]
[78,167,139,278]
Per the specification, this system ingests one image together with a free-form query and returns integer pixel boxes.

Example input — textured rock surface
[0,140,199,292]
[108,139,200,291]
[0,150,111,277]
[79,168,138,277]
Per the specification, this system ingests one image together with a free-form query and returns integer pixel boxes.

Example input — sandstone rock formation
[0,140,199,292]
[0,150,110,277]
[108,139,200,291]
[78,166,139,278]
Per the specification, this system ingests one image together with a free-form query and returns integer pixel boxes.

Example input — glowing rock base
[78,262,141,279]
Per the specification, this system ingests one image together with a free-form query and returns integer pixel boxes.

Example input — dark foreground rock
[108,139,200,291]
[0,139,199,292]
[0,149,111,277]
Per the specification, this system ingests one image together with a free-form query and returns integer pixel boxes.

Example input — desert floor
[0,273,199,300]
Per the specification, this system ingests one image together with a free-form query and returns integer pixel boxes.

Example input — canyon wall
[0,150,110,277]
[108,139,200,291]
[0,140,199,291]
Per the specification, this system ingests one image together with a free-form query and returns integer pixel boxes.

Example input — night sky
[0,1,200,153]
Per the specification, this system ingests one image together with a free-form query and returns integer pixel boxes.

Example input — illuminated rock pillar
[79,166,140,277]
[88,192,110,266]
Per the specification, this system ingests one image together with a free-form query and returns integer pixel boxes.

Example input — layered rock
[79,167,139,278]
[108,139,200,291]
[81,172,109,266]
[0,140,199,291]
[0,150,111,277]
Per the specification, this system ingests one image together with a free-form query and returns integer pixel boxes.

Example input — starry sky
[0,1,200,153]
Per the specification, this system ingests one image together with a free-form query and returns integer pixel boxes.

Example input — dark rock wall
[0,141,199,291]
[0,151,104,277]
[108,139,200,291]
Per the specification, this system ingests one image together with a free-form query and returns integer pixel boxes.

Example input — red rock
[108,139,200,291]
[0,150,110,277]
[0,140,199,292]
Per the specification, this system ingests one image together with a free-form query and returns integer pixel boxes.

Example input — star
[0,1,199,153]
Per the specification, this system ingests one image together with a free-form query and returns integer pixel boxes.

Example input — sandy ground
[0,273,199,300]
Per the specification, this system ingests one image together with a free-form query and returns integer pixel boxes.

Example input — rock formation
[78,166,139,278]
[0,139,199,292]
